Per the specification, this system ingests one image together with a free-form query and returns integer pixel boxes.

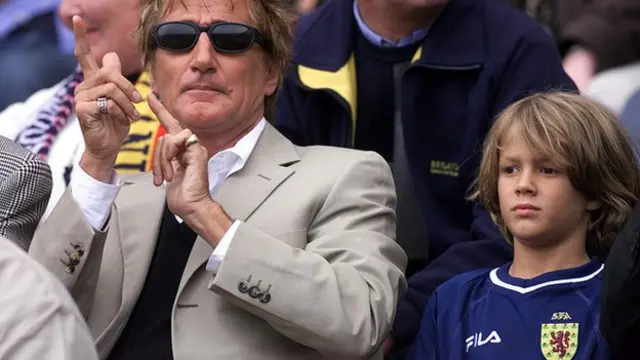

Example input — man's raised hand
[73,15,142,180]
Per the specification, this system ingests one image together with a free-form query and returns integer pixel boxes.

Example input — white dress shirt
[0,237,99,360]
[70,119,266,273]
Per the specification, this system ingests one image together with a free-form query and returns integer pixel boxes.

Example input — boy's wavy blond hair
[136,0,295,121]
[469,92,640,255]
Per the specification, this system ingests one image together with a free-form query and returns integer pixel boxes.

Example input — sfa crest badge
[541,323,578,359]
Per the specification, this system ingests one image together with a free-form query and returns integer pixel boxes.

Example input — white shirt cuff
[206,220,241,273]
[70,167,121,230]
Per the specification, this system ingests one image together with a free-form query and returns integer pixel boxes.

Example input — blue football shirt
[410,259,608,360]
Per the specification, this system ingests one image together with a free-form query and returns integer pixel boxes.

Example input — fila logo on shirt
[465,331,502,353]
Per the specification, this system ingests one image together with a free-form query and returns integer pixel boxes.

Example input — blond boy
[410,92,640,360]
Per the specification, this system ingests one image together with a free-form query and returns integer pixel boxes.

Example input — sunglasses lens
[210,24,255,52]
[156,23,198,50]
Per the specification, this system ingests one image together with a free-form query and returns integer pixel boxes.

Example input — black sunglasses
[152,21,268,53]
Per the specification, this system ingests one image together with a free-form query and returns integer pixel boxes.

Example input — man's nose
[191,32,217,74]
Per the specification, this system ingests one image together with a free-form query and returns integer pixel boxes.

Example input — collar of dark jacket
[292,0,487,71]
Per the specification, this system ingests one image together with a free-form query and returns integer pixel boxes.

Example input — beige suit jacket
[29,124,407,359]
[0,236,98,360]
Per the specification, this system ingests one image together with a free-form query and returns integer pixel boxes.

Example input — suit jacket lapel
[215,125,299,221]
[177,124,300,297]
[97,173,166,346]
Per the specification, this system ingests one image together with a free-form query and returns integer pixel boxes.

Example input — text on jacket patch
[430,160,460,177]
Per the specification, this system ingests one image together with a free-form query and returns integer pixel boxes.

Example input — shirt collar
[172,118,265,224]
[218,117,265,172]
[353,0,430,48]
[490,259,603,295]
[207,117,266,194]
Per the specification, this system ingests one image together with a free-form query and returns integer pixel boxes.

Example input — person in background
[411,92,639,360]
[559,0,640,113]
[28,0,407,358]
[515,0,640,113]
[600,201,640,360]
[510,0,640,96]
[0,0,76,110]
[0,135,98,360]
[0,135,52,249]
[273,0,576,354]
[0,0,162,222]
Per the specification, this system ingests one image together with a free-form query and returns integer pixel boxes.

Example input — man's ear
[264,72,279,96]
[263,58,282,96]
[148,70,161,103]
[147,60,155,87]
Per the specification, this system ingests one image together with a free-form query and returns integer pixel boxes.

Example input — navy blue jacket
[274,0,577,348]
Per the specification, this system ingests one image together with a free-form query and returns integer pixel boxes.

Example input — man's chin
[179,110,227,129]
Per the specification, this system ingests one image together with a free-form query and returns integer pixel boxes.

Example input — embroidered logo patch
[430,160,459,177]
[541,323,578,360]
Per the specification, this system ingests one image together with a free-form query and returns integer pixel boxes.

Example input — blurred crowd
[1,0,640,359]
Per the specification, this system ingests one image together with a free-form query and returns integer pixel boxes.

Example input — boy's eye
[540,166,556,175]
[501,166,518,174]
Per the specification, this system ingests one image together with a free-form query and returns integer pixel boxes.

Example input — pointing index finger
[73,15,99,77]
[148,92,184,134]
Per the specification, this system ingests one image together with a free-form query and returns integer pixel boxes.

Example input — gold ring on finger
[185,134,199,148]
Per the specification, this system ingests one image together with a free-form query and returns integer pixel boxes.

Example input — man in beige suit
[28,0,407,358]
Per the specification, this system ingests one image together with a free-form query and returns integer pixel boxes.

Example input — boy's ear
[586,200,602,211]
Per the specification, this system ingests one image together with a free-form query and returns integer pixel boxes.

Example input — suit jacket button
[238,275,253,293]
[60,258,75,274]
[65,265,75,274]
[238,282,249,293]
[69,251,82,262]
[248,286,261,298]
[69,255,81,266]
[259,293,271,304]
[69,243,84,256]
